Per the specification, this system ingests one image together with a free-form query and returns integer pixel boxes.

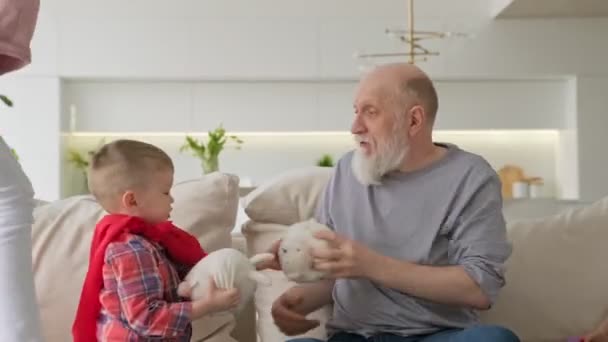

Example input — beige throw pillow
[32,173,239,342]
[241,167,333,225]
[480,196,608,341]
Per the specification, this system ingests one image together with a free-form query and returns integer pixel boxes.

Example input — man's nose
[351,114,365,135]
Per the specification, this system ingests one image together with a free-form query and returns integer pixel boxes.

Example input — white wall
[7,0,608,201]
[555,78,580,200]
[18,2,608,80]
[0,76,62,201]
[575,76,608,202]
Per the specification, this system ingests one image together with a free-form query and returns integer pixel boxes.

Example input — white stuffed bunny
[279,219,333,283]
[178,248,273,314]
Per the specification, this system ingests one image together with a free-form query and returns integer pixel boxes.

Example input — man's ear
[408,105,426,136]
[121,191,138,209]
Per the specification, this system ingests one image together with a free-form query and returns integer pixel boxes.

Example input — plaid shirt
[97,233,193,341]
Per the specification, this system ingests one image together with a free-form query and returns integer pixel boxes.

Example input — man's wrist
[364,253,414,285]
[364,251,390,281]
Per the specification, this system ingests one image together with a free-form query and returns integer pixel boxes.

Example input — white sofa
[238,167,608,342]
[31,169,608,342]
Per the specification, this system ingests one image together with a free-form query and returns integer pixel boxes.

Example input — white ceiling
[497,0,608,18]
[51,0,494,21]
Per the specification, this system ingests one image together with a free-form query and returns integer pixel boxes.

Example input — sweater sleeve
[447,172,512,305]
[106,240,192,338]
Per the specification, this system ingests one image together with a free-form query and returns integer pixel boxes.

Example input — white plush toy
[178,248,273,314]
[279,219,333,283]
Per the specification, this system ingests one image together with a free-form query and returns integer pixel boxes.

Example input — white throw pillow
[480,196,608,341]
[241,167,333,225]
[32,172,240,342]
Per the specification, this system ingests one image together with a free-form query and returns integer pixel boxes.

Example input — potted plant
[1,94,13,107]
[316,154,335,167]
[180,124,243,174]
[1,95,19,161]
[66,139,106,193]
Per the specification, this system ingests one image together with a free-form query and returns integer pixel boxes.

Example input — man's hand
[271,286,320,336]
[310,230,379,279]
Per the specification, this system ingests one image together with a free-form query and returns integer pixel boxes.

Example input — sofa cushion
[32,172,240,342]
[242,220,333,342]
[241,167,333,225]
[480,196,608,341]
[502,198,589,223]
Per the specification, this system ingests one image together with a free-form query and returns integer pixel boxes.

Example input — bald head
[360,63,439,124]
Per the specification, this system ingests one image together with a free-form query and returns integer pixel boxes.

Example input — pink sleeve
[0,0,40,75]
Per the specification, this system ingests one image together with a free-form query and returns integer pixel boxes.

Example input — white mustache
[354,135,370,143]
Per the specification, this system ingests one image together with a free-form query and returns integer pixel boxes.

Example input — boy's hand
[257,239,282,271]
[191,277,240,318]
[177,280,197,298]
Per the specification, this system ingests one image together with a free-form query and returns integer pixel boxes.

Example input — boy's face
[122,169,174,224]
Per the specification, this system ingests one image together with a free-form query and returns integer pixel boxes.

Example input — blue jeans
[287,325,519,342]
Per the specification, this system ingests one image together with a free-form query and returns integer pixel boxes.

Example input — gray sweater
[314,143,512,337]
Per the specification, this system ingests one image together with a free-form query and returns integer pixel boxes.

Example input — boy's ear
[121,191,138,209]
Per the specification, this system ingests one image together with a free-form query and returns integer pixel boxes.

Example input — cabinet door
[191,82,319,132]
[433,80,568,130]
[63,81,191,133]
[317,81,356,131]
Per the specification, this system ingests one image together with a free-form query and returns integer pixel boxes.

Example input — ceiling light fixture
[354,0,468,66]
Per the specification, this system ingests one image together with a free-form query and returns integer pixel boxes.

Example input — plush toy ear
[249,252,275,266]
[248,270,272,286]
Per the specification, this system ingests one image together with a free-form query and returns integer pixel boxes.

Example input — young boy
[72,139,240,341]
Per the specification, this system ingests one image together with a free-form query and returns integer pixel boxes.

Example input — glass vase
[202,155,219,174]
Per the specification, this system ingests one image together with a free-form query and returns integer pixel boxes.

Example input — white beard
[351,131,408,186]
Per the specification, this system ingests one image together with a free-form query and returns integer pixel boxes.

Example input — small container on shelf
[512,181,530,199]
[527,177,544,198]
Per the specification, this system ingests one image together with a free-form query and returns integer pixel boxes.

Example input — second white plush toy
[279,219,333,283]
[178,248,273,314]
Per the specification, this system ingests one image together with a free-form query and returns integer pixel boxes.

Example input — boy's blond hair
[88,139,174,211]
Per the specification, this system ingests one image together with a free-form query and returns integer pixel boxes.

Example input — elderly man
[270,63,519,342]
[0,0,44,341]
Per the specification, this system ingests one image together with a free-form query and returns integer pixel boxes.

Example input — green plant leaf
[0,95,13,107]
[10,147,19,161]
[67,150,89,170]
[317,154,334,167]
[179,124,244,173]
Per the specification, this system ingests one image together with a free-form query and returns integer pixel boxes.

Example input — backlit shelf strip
[63,130,559,138]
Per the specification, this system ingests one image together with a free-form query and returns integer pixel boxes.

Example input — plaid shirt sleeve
[106,240,193,338]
